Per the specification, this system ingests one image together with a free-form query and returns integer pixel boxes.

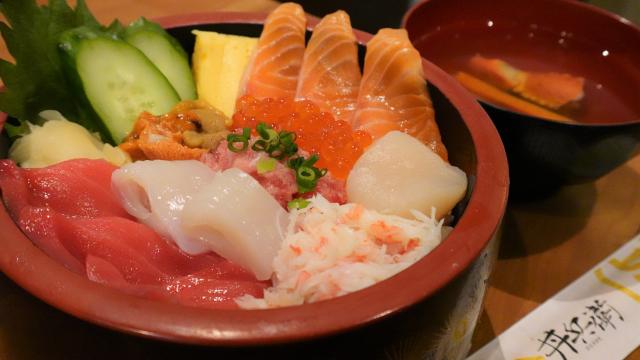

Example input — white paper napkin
[467,233,640,360]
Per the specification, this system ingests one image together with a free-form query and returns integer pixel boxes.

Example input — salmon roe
[232,95,372,179]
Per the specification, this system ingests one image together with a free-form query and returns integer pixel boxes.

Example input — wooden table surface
[1,0,639,359]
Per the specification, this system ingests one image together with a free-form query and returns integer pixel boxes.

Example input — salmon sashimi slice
[352,29,447,160]
[242,2,306,99]
[296,10,361,122]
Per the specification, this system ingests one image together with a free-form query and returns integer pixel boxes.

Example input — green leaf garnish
[0,0,105,137]
[3,119,30,138]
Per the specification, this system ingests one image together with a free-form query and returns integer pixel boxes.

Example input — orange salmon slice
[241,2,306,99]
[296,10,361,122]
[353,28,447,160]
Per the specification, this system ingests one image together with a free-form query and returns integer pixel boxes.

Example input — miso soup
[412,20,640,124]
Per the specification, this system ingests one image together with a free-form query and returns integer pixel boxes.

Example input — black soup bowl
[404,0,640,199]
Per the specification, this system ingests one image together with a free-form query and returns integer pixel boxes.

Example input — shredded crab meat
[236,196,445,309]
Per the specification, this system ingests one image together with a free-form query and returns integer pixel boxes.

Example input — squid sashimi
[111,160,217,254]
[352,29,448,160]
[296,10,361,121]
[0,159,266,309]
[241,2,306,99]
[182,168,288,281]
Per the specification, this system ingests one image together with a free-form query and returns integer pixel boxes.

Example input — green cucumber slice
[124,18,196,100]
[59,27,180,143]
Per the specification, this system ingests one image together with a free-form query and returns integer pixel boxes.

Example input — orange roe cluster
[232,95,372,179]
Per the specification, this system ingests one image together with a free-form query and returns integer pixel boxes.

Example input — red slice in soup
[353,28,447,160]
[241,2,306,99]
[0,159,266,309]
[468,54,585,110]
[296,10,361,122]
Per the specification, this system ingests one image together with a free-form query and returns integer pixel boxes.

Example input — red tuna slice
[0,158,266,309]
[87,255,267,309]
[0,160,31,217]
[162,266,269,309]
[0,159,131,219]
[17,207,85,274]
[86,254,135,289]
[55,215,241,284]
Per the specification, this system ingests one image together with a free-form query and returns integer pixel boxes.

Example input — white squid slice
[111,160,217,254]
[181,168,288,280]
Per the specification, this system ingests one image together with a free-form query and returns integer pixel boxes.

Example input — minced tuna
[200,139,347,207]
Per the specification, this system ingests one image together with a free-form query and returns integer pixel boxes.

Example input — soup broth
[413,20,640,124]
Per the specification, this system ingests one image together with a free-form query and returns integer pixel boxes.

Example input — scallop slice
[346,131,467,219]
[111,160,217,254]
[181,168,288,281]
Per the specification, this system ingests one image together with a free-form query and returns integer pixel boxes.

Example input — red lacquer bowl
[0,12,508,355]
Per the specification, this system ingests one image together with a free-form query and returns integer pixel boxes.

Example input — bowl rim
[402,0,640,127]
[0,11,509,346]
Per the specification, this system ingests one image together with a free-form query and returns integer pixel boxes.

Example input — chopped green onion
[296,165,318,193]
[264,129,279,143]
[227,127,252,153]
[256,122,269,138]
[251,139,268,152]
[256,123,279,144]
[304,154,319,167]
[287,198,310,210]
[226,122,326,193]
[267,142,287,159]
[297,166,316,181]
[279,131,296,146]
[227,134,248,152]
[288,156,304,170]
[256,157,277,174]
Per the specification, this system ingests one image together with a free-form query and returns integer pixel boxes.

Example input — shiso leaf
[0,0,103,137]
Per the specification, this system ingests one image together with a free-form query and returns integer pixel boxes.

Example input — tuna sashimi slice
[0,159,130,219]
[163,266,268,309]
[0,159,266,309]
[352,28,448,160]
[296,10,361,122]
[241,2,306,99]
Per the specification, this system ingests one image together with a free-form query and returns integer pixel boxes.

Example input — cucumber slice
[59,27,180,143]
[124,18,197,100]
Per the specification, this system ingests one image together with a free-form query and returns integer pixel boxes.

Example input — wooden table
[470,153,640,359]
[1,1,639,359]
